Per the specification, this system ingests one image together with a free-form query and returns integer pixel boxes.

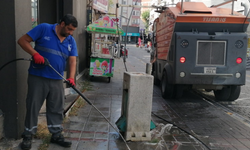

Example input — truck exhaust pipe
[231,0,235,15]
[180,0,183,14]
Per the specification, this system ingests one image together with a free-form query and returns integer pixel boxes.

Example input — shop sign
[90,58,114,77]
[93,0,109,13]
[122,33,140,36]
[112,18,119,22]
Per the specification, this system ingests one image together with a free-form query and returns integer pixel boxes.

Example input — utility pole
[119,3,123,29]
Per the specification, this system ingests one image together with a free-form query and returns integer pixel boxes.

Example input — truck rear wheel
[161,71,174,99]
[152,70,160,85]
[214,86,241,101]
[213,86,231,101]
[151,63,160,85]
[228,86,241,101]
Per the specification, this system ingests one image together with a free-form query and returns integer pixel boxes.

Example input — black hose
[152,112,211,150]
[0,58,32,72]
[242,8,250,31]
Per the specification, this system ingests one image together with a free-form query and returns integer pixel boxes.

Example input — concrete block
[122,72,153,141]
[0,109,4,139]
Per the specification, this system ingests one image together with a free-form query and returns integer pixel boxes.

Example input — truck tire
[152,70,160,85]
[161,70,174,99]
[228,86,241,101]
[213,87,231,101]
[151,63,160,85]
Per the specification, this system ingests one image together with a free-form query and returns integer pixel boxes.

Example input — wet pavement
[220,80,250,121]
[55,47,206,150]
[1,44,250,150]
[160,91,250,150]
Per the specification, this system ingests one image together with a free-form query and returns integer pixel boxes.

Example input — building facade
[141,0,151,13]
[118,0,141,43]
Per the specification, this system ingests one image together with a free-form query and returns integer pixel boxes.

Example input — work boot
[20,134,32,150]
[50,133,72,147]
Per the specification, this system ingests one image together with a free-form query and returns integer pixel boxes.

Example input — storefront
[122,32,140,44]
[121,26,140,44]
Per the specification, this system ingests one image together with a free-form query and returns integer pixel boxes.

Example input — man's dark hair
[60,14,78,27]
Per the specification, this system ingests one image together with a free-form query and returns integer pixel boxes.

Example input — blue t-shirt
[27,23,78,79]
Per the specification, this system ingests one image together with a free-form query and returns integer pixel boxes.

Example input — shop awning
[87,15,124,35]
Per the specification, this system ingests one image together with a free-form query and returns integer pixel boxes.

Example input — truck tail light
[236,57,242,64]
[180,57,186,63]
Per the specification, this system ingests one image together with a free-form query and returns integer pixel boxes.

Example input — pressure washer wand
[43,58,131,150]
[48,66,89,104]
[44,59,92,105]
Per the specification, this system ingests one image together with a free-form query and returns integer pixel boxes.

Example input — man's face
[60,22,77,37]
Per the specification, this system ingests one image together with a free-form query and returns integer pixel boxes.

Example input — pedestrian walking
[138,37,141,48]
[17,14,78,150]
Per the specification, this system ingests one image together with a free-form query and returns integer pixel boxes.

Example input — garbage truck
[150,1,250,101]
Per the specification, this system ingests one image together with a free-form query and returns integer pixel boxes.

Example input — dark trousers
[23,74,64,135]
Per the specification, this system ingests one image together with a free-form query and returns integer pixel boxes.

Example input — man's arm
[68,56,77,79]
[17,34,37,56]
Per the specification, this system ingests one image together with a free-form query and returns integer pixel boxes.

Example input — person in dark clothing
[17,14,78,150]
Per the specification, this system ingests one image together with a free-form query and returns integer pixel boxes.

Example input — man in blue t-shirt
[17,14,78,150]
